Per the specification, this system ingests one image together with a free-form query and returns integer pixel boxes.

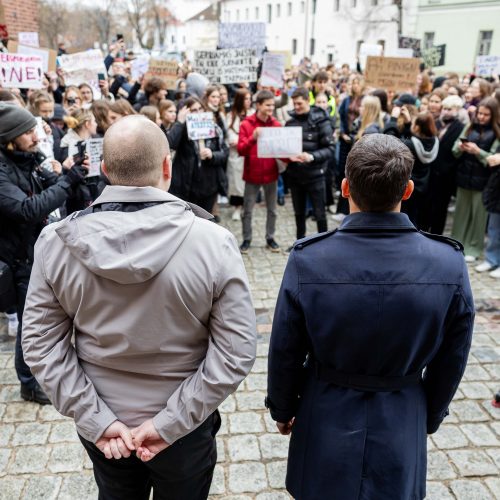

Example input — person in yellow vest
[309,71,337,118]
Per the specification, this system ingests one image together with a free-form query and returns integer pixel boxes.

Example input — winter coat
[434,118,463,177]
[237,113,282,185]
[482,146,500,213]
[404,136,439,194]
[285,107,335,184]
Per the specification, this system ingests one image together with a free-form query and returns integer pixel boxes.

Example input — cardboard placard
[398,36,422,58]
[194,48,257,84]
[475,55,500,77]
[364,56,420,92]
[261,53,285,88]
[218,22,266,57]
[8,41,57,73]
[422,45,446,68]
[18,32,39,48]
[87,138,104,177]
[186,112,216,140]
[145,59,178,89]
[257,127,302,158]
[0,53,44,89]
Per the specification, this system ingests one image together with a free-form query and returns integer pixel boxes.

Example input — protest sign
[398,36,422,57]
[8,41,57,73]
[0,53,43,89]
[131,56,150,80]
[194,48,257,84]
[475,55,500,77]
[218,22,266,57]
[257,127,302,158]
[270,50,292,69]
[145,59,178,89]
[422,45,446,68]
[186,112,216,141]
[18,32,39,48]
[35,117,55,161]
[359,43,383,69]
[87,138,104,177]
[364,56,420,92]
[261,53,285,88]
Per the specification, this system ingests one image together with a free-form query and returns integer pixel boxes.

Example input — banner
[364,56,420,92]
[257,127,302,158]
[475,55,500,77]
[194,48,257,84]
[8,41,57,73]
[145,59,178,89]
[186,112,216,140]
[18,32,39,48]
[261,53,285,88]
[398,36,422,58]
[87,138,104,177]
[218,22,266,57]
[422,45,446,68]
[0,53,44,89]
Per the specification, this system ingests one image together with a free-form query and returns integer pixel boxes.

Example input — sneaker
[231,208,241,221]
[331,213,346,223]
[240,240,251,254]
[327,205,336,214]
[266,238,280,252]
[475,261,496,273]
[489,267,500,279]
[277,196,285,206]
[464,255,477,263]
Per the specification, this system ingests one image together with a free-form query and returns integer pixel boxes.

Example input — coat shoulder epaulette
[293,229,338,250]
[419,231,464,252]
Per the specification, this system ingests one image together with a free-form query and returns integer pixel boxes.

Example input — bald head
[103,115,169,187]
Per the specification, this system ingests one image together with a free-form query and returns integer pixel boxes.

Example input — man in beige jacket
[22,115,257,499]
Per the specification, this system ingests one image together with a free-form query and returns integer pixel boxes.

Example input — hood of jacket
[410,136,439,164]
[288,106,329,125]
[54,185,198,285]
[60,128,84,149]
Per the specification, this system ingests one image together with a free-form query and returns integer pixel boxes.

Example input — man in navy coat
[266,134,474,500]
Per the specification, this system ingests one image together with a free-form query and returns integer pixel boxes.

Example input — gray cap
[0,103,37,144]
[186,72,209,99]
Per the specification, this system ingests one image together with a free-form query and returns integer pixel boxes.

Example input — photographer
[0,103,87,405]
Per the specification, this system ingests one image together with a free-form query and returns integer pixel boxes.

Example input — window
[227,11,231,21]
[477,30,493,56]
[356,40,364,55]
[277,3,281,17]
[310,38,316,56]
[352,0,357,7]
[292,38,298,55]
[288,2,292,15]
[171,35,175,44]
[245,8,249,20]
[328,53,334,63]
[301,1,305,13]
[236,9,240,21]
[255,6,259,19]
[423,32,435,49]
[334,0,340,11]
[312,0,317,13]
[377,39,386,52]
[267,4,272,22]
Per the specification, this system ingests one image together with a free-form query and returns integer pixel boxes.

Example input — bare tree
[149,0,170,49]
[39,0,69,49]
[90,0,119,47]
[126,0,151,49]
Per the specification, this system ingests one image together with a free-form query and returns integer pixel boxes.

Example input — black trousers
[188,193,218,214]
[80,412,220,500]
[290,178,328,239]
[427,172,456,235]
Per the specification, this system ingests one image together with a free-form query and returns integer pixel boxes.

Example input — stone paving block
[425,481,454,500]
[266,460,287,489]
[263,412,279,433]
[235,391,266,411]
[229,412,264,434]
[491,421,500,437]
[486,448,500,468]
[22,475,62,499]
[471,346,500,363]
[245,373,267,391]
[451,400,489,422]
[0,386,23,403]
[256,343,270,357]
[220,395,236,413]
[38,404,68,422]
[481,400,500,420]
[484,363,500,379]
[2,401,38,422]
[217,437,226,462]
[485,478,500,500]
[8,445,50,473]
[256,492,292,500]
[0,404,4,420]
[227,434,261,461]
[463,364,492,381]
[461,382,493,399]
[83,450,93,469]
[209,464,225,495]
[450,479,494,499]
[12,422,51,446]
[0,424,13,446]
[217,496,253,500]
[58,473,98,500]
[448,450,497,476]
[0,448,11,477]
[427,436,435,451]
[432,425,469,449]
[228,462,268,493]
[259,434,290,459]
[472,334,497,347]
[0,354,9,369]
[0,476,25,500]
[461,423,499,446]
[218,412,229,436]
[427,451,456,480]
[0,369,17,384]
[48,421,79,443]
[48,443,84,472]
[251,358,268,373]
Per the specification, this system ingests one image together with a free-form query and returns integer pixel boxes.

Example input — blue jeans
[485,213,500,267]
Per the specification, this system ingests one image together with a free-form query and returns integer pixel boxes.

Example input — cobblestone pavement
[0,198,499,500]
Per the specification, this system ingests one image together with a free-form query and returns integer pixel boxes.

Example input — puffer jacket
[403,136,439,194]
[483,146,500,213]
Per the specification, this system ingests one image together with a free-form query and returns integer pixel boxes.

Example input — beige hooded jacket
[22,185,257,444]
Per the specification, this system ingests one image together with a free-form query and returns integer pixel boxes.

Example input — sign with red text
[145,59,178,89]
[18,32,39,48]
[186,112,216,140]
[261,53,285,88]
[0,53,44,89]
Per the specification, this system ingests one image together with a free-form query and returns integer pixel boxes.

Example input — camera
[67,98,76,106]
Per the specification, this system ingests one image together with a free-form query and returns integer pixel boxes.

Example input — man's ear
[101,161,107,176]
[341,178,350,199]
[162,154,172,180]
[402,180,414,201]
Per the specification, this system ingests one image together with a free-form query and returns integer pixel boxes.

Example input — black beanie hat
[0,103,38,144]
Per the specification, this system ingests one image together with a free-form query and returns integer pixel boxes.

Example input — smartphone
[459,138,470,143]
[98,73,106,81]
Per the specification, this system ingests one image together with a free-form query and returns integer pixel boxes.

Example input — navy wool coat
[267,212,474,500]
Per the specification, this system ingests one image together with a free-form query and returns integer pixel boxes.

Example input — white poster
[186,113,216,140]
[359,43,384,69]
[0,53,43,89]
[18,32,39,48]
[87,138,104,177]
[261,53,285,88]
[257,127,302,158]
[194,48,257,84]
[218,22,266,57]
[475,55,500,77]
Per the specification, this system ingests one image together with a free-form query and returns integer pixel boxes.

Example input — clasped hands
[95,419,169,462]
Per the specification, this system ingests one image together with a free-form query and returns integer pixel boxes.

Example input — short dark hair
[291,87,309,100]
[312,70,329,82]
[144,77,167,97]
[255,90,275,104]
[346,134,414,212]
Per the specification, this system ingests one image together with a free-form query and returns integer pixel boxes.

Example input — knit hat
[0,103,37,144]
[52,104,67,121]
[186,72,209,99]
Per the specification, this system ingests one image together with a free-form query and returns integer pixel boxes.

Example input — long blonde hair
[356,95,383,139]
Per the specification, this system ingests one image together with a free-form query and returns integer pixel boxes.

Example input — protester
[129,76,168,111]
[140,105,162,126]
[63,86,83,114]
[428,88,447,123]
[79,83,94,107]
[60,108,98,159]
[352,95,384,139]
[22,115,257,498]
[159,99,177,134]
[267,133,474,500]
[309,70,337,118]
[91,100,112,137]
[108,99,137,124]
[203,85,226,133]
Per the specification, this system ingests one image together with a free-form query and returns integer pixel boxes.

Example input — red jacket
[237,113,281,185]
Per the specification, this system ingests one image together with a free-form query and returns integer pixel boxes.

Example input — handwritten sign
[475,55,500,77]
[194,48,257,84]
[258,127,302,158]
[8,41,57,73]
[218,22,266,57]
[364,56,420,92]
[422,45,446,68]
[0,53,43,89]
[131,56,150,80]
[186,113,216,141]
[398,36,422,57]
[87,138,104,177]
[18,32,39,48]
[145,59,178,89]
[35,117,55,160]
[261,53,285,88]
